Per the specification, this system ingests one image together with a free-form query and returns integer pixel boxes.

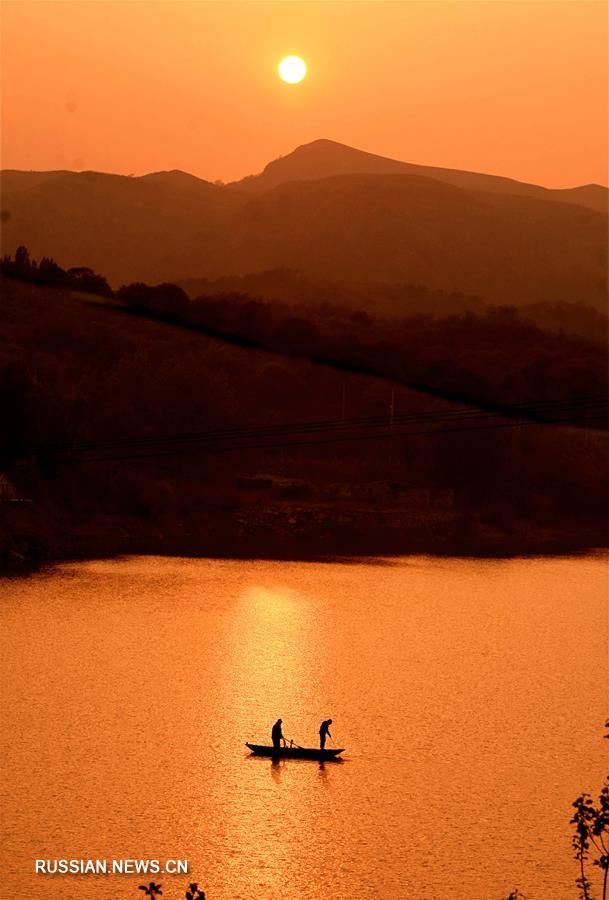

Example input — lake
[1,555,606,899]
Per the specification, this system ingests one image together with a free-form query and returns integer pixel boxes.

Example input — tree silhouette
[1,247,111,296]
[138,883,163,897]
[67,266,112,296]
[133,880,206,898]
[570,722,609,899]
[14,245,33,274]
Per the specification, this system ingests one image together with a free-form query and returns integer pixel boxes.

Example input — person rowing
[319,718,333,750]
[271,718,284,751]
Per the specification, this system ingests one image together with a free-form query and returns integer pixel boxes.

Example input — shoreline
[2,512,606,575]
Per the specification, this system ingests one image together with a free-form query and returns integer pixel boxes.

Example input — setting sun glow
[278,55,307,84]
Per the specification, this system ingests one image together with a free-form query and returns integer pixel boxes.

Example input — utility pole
[389,387,395,469]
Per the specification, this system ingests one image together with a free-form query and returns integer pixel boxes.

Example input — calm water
[1,555,606,900]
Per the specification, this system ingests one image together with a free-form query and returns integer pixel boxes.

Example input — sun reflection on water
[205,581,330,897]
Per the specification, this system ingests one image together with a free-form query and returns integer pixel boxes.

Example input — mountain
[0,168,241,284]
[231,139,609,213]
[1,143,607,309]
[205,174,606,305]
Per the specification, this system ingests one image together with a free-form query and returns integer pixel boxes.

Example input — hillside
[0,168,240,285]
[1,141,607,310]
[206,174,607,306]
[177,271,607,343]
[0,276,606,570]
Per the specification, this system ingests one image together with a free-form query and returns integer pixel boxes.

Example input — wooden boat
[246,742,344,761]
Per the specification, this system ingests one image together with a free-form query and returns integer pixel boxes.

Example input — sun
[278,55,307,84]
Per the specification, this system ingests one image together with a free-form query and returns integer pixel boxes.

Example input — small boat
[246,742,344,761]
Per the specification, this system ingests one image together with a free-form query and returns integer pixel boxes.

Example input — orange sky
[1,0,607,187]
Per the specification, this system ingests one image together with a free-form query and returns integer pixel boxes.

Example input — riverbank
[1,499,605,574]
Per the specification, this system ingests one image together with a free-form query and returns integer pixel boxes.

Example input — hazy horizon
[1,1,607,189]
[3,135,609,190]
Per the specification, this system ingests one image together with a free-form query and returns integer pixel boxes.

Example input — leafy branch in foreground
[136,883,205,899]
[185,884,206,900]
[570,722,609,900]
[138,884,163,897]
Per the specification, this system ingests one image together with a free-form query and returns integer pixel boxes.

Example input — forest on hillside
[0,251,607,570]
[121,283,605,413]
[179,269,608,343]
[3,246,607,421]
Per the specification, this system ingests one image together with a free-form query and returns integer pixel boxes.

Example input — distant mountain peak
[231,137,495,192]
[239,139,409,189]
[291,138,351,152]
[231,139,608,213]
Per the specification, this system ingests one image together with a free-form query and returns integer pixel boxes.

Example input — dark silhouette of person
[319,718,332,750]
[271,718,284,751]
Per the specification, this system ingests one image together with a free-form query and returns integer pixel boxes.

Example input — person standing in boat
[319,719,333,750]
[271,718,284,751]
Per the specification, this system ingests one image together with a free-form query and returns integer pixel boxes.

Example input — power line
[9,403,607,469]
[13,394,609,458]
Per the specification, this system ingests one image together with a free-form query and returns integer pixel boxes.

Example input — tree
[67,266,112,297]
[37,256,68,286]
[570,722,609,899]
[138,883,163,897]
[14,245,33,275]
